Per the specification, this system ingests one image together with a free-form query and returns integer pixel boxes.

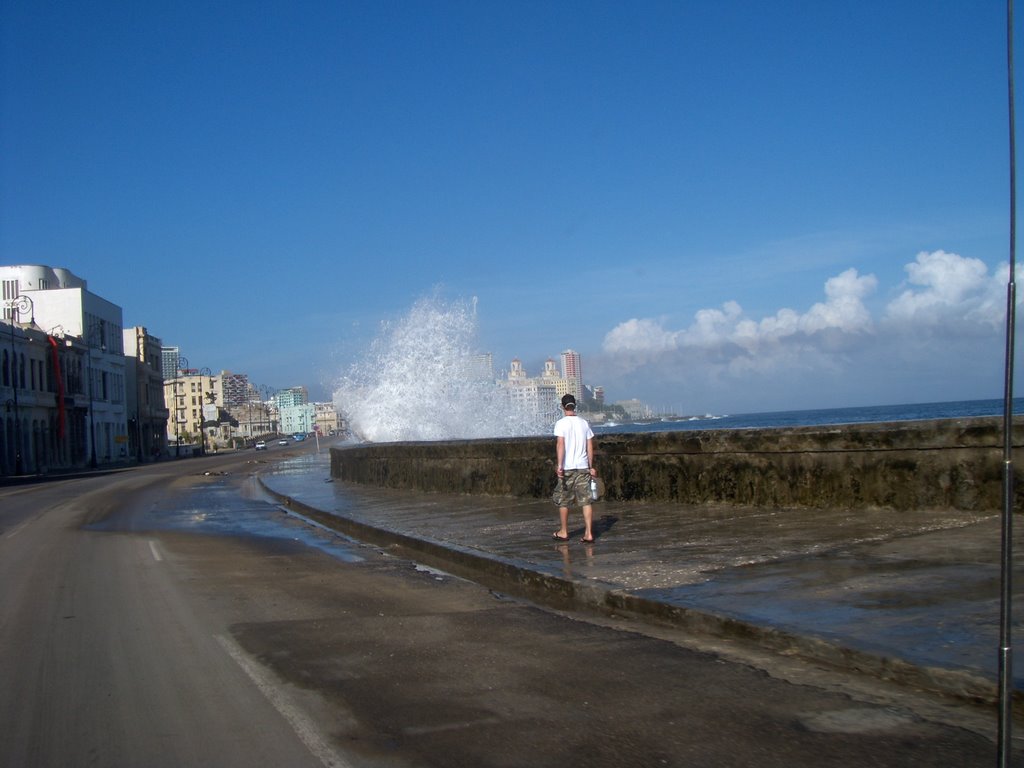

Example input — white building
[1,265,127,467]
[499,358,560,424]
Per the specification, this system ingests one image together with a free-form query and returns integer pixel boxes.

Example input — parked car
[255,441,267,450]
[278,439,289,446]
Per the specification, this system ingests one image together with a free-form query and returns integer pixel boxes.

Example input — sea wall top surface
[330,416,1024,511]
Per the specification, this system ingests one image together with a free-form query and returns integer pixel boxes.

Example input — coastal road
[0,450,1018,767]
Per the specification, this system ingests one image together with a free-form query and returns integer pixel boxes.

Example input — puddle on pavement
[86,466,364,564]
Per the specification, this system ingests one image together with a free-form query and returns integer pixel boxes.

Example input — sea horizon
[591,397,1024,435]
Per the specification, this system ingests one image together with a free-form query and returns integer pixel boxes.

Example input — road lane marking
[214,634,352,768]
[4,520,31,539]
[148,540,163,561]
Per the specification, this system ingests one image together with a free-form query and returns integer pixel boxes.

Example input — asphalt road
[0,448,1019,767]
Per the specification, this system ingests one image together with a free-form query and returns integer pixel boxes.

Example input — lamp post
[198,366,211,456]
[173,355,188,457]
[4,398,15,474]
[3,295,32,474]
[85,321,107,469]
[87,340,97,468]
[258,384,274,436]
[246,382,261,444]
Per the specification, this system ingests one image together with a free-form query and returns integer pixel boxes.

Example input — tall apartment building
[161,346,181,381]
[0,265,127,469]
[469,353,494,381]
[560,349,582,400]
[275,386,309,409]
[218,371,250,408]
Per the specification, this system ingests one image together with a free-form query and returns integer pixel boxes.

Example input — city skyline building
[275,386,309,409]
[160,346,180,381]
[219,371,250,408]
[560,349,582,401]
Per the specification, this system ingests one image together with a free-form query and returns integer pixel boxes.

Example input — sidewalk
[259,453,1023,707]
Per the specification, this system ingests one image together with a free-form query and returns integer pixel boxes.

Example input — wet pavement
[258,452,1024,704]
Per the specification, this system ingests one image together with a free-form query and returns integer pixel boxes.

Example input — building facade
[1,265,128,470]
[163,369,219,454]
[279,403,315,435]
[1,318,91,475]
[124,326,170,461]
[313,401,344,435]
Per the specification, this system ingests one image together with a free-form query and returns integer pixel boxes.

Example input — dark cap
[561,394,576,409]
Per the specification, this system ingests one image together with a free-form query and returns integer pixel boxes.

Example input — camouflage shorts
[552,470,593,508]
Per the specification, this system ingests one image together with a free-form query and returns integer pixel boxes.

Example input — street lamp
[173,355,188,457]
[4,294,34,475]
[198,366,212,456]
[85,320,107,469]
[258,384,274,436]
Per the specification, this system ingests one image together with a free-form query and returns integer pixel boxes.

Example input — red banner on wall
[47,336,65,439]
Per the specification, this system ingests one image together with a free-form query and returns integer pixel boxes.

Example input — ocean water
[592,398,1024,435]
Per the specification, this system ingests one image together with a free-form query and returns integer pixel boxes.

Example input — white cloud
[603,267,878,361]
[602,317,679,354]
[884,249,1007,331]
[595,250,1013,411]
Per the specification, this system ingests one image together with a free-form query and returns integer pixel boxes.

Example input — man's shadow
[591,514,618,540]
[562,514,618,542]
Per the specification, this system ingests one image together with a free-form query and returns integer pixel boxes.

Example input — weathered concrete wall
[330,417,1024,511]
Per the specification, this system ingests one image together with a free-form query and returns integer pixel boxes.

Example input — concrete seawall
[330,416,1024,511]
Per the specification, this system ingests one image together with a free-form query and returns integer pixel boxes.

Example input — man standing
[552,394,598,543]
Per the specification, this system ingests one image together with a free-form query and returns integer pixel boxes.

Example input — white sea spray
[332,297,549,442]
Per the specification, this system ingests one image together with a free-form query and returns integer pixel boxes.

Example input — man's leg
[554,506,570,540]
[581,503,594,542]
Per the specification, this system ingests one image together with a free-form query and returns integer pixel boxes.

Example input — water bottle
[590,476,599,500]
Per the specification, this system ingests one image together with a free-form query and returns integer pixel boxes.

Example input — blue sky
[1,1,1019,414]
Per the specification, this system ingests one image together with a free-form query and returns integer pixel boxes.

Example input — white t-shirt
[554,414,594,470]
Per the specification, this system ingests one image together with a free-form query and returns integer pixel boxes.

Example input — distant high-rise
[469,353,494,381]
[560,349,582,399]
[161,346,181,380]
[275,386,309,408]
[219,371,250,408]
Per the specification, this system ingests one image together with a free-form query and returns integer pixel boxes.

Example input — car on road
[254,441,267,450]
[278,439,289,446]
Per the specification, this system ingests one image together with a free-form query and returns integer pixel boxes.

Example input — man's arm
[587,437,595,474]
[556,436,565,474]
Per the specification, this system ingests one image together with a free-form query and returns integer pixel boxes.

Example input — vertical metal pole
[999,1,1017,764]
[87,344,97,468]
[8,308,22,474]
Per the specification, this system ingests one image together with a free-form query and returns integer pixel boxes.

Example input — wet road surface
[1,448,1020,766]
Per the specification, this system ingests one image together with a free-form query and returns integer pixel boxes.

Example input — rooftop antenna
[998,0,1017,764]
